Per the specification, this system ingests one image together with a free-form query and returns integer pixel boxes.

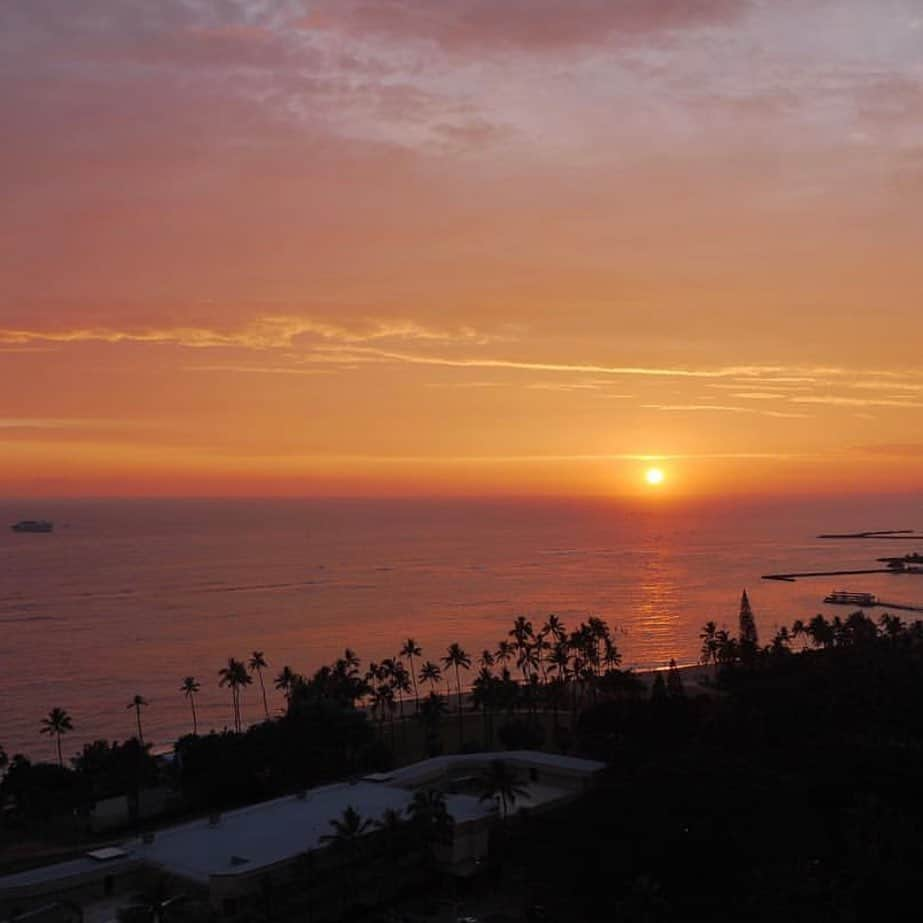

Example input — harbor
[822,591,923,613]
[763,527,923,613]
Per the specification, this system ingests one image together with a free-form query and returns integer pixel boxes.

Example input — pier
[762,568,902,582]
[818,530,917,539]
[824,598,923,614]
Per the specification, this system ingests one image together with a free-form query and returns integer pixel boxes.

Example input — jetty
[823,591,923,613]
[762,568,902,582]
[818,530,917,539]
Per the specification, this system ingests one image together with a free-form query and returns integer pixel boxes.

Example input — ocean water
[2,495,922,760]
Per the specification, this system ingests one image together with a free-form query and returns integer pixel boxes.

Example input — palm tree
[478,649,495,671]
[274,665,299,710]
[416,691,448,758]
[699,621,719,674]
[442,643,472,747]
[319,806,373,914]
[549,640,570,682]
[127,694,149,745]
[408,788,454,883]
[180,677,200,735]
[791,619,808,650]
[343,648,360,672]
[542,614,567,645]
[419,660,442,697]
[41,707,73,767]
[392,662,413,719]
[517,642,540,685]
[0,745,8,773]
[218,657,252,732]
[495,639,515,671]
[248,650,270,720]
[400,638,423,711]
[602,637,621,672]
[478,759,529,819]
[321,804,374,851]
[509,617,535,684]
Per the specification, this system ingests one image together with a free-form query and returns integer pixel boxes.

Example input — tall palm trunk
[134,704,144,745]
[190,695,198,735]
[56,733,63,768]
[409,654,419,712]
[455,664,463,747]
[257,668,269,719]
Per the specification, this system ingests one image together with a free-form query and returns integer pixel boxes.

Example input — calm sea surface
[2,495,922,759]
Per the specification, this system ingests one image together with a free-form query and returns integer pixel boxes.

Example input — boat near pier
[824,591,878,607]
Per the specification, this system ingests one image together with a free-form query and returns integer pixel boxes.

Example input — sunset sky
[2,0,922,498]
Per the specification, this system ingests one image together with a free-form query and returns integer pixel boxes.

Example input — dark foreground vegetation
[5,599,923,922]
[506,606,923,922]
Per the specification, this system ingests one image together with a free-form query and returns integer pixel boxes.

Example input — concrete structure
[0,751,605,921]
[0,850,148,921]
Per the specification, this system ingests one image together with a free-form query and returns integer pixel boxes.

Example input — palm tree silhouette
[419,660,442,698]
[399,638,422,711]
[274,665,299,711]
[41,707,73,767]
[494,639,515,672]
[442,643,472,747]
[218,657,252,732]
[699,621,720,675]
[478,759,529,819]
[127,694,149,745]
[416,691,448,758]
[509,616,535,684]
[248,650,270,720]
[180,677,200,735]
[408,788,454,885]
[320,805,374,911]
[542,614,567,645]
[392,661,413,720]
[320,804,374,851]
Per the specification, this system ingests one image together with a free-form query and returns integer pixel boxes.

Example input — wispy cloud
[791,396,923,408]
[643,404,809,419]
[314,345,799,380]
[0,316,501,350]
[425,381,503,389]
[0,418,129,429]
[184,364,335,376]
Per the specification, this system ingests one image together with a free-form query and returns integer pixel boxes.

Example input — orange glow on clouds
[2,2,923,498]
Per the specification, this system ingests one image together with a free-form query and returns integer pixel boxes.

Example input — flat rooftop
[132,781,491,884]
[0,751,605,895]
[0,855,141,897]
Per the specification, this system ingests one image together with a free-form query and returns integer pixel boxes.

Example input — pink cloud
[306,0,748,51]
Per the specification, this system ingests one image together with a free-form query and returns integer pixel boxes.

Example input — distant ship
[11,520,54,533]
[823,590,877,607]
[879,553,923,569]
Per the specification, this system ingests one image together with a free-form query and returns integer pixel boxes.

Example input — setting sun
[645,467,665,486]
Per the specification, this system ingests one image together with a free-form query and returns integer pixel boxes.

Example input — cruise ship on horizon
[11,520,54,533]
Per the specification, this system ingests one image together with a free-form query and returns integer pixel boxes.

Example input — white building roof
[132,781,490,884]
[0,751,604,895]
